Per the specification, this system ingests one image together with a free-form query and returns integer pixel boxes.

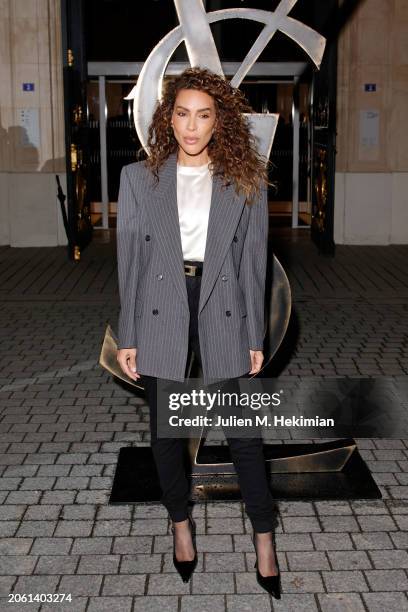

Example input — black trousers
[142,265,275,532]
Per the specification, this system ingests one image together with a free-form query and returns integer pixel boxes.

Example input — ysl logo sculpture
[125,0,326,160]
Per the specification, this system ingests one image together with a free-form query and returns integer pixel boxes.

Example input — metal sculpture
[101,1,361,478]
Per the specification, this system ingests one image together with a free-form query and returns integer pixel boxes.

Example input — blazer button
[225,310,231,317]
[152,309,159,315]
[156,273,163,280]
[221,275,228,282]
[233,235,238,242]
[145,234,151,241]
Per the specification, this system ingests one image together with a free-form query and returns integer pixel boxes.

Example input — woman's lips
[184,137,199,144]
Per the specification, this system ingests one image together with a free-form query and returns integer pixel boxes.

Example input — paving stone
[226,593,272,611]
[314,501,353,515]
[235,571,272,594]
[34,555,79,574]
[76,554,120,574]
[389,531,408,548]
[351,532,394,550]
[271,593,318,610]
[13,575,59,593]
[53,521,94,538]
[312,533,354,550]
[130,518,168,536]
[317,593,366,612]
[0,575,17,596]
[15,521,56,537]
[351,500,389,514]
[364,569,408,591]
[207,518,244,534]
[281,571,325,593]
[278,502,316,516]
[102,574,146,595]
[120,553,162,574]
[179,595,224,611]
[87,597,132,612]
[41,597,88,612]
[275,534,315,551]
[191,535,233,553]
[393,514,408,529]
[362,592,408,612]
[112,536,152,554]
[368,549,408,569]
[61,505,97,520]
[320,516,359,532]
[327,550,372,570]
[92,520,130,537]
[58,575,103,596]
[281,516,321,533]
[205,552,246,572]
[357,514,397,531]
[0,556,37,575]
[206,502,244,517]
[132,595,178,611]
[192,572,234,594]
[31,538,72,555]
[322,570,369,592]
[286,551,330,571]
[147,573,190,594]
[24,505,61,520]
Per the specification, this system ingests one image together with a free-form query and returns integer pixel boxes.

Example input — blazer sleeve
[116,165,141,349]
[239,183,269,350]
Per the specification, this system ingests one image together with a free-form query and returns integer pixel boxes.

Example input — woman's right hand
[116,348,140,381]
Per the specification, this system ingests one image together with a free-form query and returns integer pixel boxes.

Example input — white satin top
[176,161,212,262]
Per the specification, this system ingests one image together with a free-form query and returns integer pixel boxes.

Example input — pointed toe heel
[171,514,198,583]
[252,532,281,599]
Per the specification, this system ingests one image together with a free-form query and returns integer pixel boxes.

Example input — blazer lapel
[146,151,189,313]
[198,175,246,314]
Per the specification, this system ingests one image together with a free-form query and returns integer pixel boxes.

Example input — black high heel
[252,531,281,599]
[170,514,198,583]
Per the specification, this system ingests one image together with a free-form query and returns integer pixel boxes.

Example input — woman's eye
[176,112,185,117]
[201,114,209,119]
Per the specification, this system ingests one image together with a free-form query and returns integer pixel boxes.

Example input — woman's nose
[187,118,197,131]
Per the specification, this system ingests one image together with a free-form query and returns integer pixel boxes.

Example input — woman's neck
[177,148,210,167]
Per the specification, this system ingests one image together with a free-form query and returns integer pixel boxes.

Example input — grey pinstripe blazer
[116,151,269,384]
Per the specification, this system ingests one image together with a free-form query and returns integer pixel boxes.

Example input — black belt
[184,261,203,277]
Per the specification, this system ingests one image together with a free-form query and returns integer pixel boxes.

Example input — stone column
[0,0,67,246]
[335,0,408,244]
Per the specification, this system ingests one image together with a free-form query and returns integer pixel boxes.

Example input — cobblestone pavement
[0,231,407,611]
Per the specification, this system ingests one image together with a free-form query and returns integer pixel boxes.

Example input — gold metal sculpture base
[189,437,356,475]
[109,441,382,504]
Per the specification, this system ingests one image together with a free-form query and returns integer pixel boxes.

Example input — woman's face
[171,88,216,158]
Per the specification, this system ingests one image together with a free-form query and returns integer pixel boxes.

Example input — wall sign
[17,108,40,149]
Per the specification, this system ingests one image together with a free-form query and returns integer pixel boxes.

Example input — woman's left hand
[249,349,264,375]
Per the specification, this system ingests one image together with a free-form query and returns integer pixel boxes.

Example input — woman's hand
[117,348,141,381]
[249,349,264,375]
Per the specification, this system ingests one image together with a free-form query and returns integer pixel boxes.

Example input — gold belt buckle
[184,264,196,276]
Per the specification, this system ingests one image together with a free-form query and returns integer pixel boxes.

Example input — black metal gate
[61,0,92,261]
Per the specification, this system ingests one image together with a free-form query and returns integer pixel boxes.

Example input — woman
[116,67,280,597]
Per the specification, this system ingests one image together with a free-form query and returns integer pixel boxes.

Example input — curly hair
[144,67,272,204]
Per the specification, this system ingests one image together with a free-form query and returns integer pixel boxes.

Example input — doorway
[86,62,312,231]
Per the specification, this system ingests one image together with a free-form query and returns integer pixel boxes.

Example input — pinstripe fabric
[116,151,269,384]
